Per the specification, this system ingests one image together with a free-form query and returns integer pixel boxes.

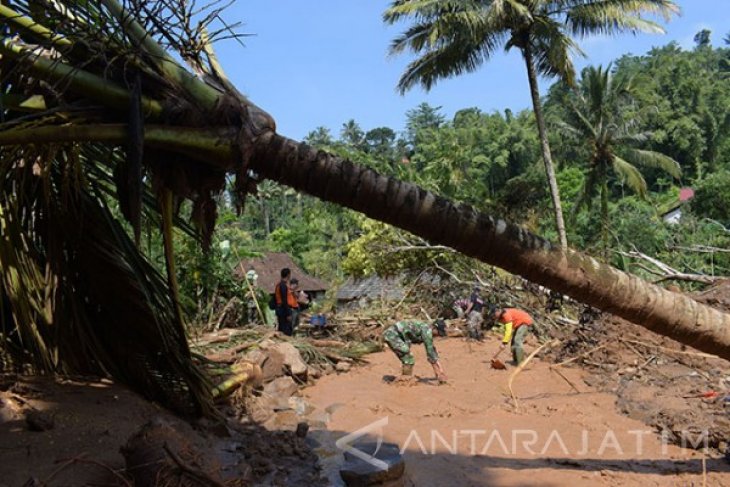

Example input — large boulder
[244,348,286,383]
[245,341,307,381]
[264,376,299,401]
[269,342,308,378]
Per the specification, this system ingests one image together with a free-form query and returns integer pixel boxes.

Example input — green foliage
[613,42,730,179]
[657,216,730,281]
[610,197,668,257]
[341,218,455,277]
[692,170,730,225]
[405,102,446,146]
[552,64,681,254]
[167,37,730,303]
[383,0,678,93]
[694,29,712,49]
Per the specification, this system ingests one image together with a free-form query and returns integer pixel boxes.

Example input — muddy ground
[304,338,729,486]
[2,283,730,485]
[0,376,322,486]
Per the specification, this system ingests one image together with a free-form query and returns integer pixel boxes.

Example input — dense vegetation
[5,0,730,411]
[131,35,730,321]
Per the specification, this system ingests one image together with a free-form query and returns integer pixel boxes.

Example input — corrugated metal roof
[336,275,405,301]
[233,252,328,293]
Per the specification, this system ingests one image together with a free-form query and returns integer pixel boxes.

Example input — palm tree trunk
[261,197,271,237]
[3,124,730,358]
[249,131,730,360]
[601,178,609,259]
[523,48,568,250]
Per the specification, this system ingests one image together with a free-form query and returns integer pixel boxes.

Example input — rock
[307,365,322,379]
[322,363,335,375]
[340,442,405,486]
[24,409,53,432]
[247,397,276,423]
[288,396,315,416]
[245,348,286,383]
[335,362,352,373]
[248,376,302,423]
[270,342,308,378]
[263,410,299,431]
[0,395,22,424]
[264,376,299,399]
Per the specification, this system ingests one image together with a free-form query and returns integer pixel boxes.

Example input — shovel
[491,347,507,370]
[490,358,506,370]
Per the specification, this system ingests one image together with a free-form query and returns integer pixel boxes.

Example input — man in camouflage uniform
[383,320,447,381]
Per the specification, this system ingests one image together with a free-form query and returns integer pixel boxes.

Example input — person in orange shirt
[490,306,533,365]
[274,268,299,336]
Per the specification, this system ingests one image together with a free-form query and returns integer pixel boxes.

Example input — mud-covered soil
[0,376,322,486]
[304,337,729,486]
[552,282,730,455]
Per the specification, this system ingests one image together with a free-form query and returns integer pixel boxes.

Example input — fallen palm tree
[1,0,729,418]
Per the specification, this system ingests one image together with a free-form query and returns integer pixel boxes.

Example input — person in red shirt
[490,307,533,365]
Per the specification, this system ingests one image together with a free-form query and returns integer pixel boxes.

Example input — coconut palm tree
[558,65,681,255]
[1,0,729,418]
[383,0,680,250]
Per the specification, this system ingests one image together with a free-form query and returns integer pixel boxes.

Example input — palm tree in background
[340,119,366,149]
[383,0,680,249]
[557,65,681,255]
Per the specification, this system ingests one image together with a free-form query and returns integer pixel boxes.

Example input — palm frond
[0,0,265,416]
[395,28,506,93]
[529,16,583,84]
[624,148,681,179]
[385,0,506,93]
[612,155,648,197]
[563,0,680,37]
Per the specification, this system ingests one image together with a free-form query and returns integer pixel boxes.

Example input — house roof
[234,252,328,293]
[660,187,695,216]
[336,275,406,301]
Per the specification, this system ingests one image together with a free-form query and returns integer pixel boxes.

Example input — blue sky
[215,1,730,140]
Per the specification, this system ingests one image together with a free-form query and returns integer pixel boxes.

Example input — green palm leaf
[624,148,682,179]
[563,0,679,37]
[612,155,648,197]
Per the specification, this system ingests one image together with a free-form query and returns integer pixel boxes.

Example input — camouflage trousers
[383,326,414,366]
[467,310,483,339]
[511,325,529,365]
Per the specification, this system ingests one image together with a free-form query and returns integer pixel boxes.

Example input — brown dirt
[0,376,322,486]
[550,282,730,455]
[303,338,730,486]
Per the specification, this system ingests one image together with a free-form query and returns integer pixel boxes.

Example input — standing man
[383,320,448,381]
[464,286,485,340]
[490,306,533,365]
[274,268,296,336]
